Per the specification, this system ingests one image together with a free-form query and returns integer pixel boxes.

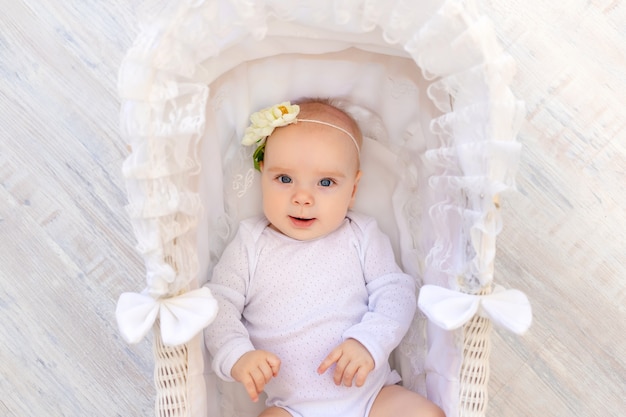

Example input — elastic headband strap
[297,119,360,154]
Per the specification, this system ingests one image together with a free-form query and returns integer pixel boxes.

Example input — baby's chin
[268,223,319,241]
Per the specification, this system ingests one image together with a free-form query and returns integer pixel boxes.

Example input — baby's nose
[292,188,313,206]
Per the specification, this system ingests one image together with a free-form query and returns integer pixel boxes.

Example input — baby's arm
[232,350,281,402]
[338,216,417,379]
[205,223,273,388]
[317,338,374,387]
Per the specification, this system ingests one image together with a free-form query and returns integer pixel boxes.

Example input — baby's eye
[319,178,334,187]
[277,175,292,184]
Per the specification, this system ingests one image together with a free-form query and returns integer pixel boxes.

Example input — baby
[205,100,443,417]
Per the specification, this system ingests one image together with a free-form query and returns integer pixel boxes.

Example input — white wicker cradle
[114,1,531,416]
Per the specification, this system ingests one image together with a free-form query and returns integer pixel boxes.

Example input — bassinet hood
[115,1,528,417]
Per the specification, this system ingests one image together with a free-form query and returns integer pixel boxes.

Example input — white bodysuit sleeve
[204,222,257,381]
[343,215,417,369]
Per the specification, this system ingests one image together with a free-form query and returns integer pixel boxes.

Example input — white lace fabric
[115,1,527,417]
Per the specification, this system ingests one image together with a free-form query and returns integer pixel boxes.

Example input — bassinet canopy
[115,1,531,417]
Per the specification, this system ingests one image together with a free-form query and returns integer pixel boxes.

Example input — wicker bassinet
[115,1,531,416]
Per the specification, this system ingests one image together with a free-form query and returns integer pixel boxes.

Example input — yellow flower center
[278,105,288,115]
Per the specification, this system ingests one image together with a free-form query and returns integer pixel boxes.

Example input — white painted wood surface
[0,1,623,416]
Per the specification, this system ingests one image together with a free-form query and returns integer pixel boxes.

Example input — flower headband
[241,101,360,171]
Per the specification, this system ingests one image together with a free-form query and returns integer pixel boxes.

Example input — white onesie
[205,212,416,417]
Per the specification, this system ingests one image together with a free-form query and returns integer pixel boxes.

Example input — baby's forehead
[267,122,360,170]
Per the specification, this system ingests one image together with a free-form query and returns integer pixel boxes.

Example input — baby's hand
[231,350,281,402]
[317,338,374,387]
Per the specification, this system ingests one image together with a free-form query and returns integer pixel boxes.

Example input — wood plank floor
[1,1,624,416]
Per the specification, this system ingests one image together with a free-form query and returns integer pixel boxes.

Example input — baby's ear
[349,170,362,207]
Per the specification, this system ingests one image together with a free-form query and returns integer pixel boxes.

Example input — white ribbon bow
[418,284,532,334]
[115,287,219,346]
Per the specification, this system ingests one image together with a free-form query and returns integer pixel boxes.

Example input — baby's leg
[369,385,445,417]
[258,406,292,417]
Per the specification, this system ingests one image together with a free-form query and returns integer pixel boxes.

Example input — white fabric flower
[241,102,300,146]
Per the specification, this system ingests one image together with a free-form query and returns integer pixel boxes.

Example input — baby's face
[260,121,361,241]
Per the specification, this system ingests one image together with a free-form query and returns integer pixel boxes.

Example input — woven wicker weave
[459,288,493,417]
[154,323,190,417]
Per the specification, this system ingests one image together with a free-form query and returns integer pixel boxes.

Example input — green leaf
[253,142,266,171]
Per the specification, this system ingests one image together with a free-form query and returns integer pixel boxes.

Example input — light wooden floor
[1,1,624,416]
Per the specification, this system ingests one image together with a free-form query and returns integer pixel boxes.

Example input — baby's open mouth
[289,216,315,227]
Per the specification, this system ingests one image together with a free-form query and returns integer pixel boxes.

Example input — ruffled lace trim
[118,0,523,292]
